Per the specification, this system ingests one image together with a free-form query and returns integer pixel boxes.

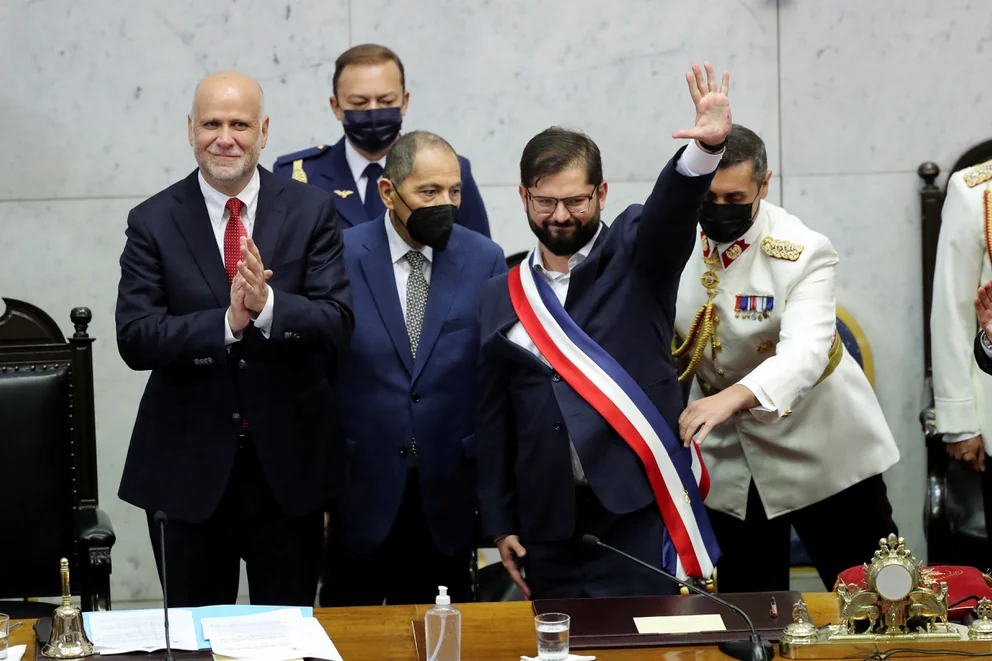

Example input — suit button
[231,413,241,423]
[411,392,420,403]
[238,359,247,370]
[283,331,293,339]
[206,357,214,365]
[552,372,562,382]
[554,421,563,432]
[399,445,408,457]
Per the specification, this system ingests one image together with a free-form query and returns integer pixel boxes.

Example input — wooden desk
[11,593,838,661]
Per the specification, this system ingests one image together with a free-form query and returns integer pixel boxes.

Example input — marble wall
[0,0,982,601]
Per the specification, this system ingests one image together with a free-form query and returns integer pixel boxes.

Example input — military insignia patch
[291,159,308,184]
[334,190,355,198]
[965,159,992,188]
[761,237,803,261]
[736,295,774,320]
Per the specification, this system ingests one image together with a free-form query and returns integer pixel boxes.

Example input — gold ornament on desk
[969,598,992,640]
[42,558,95,658]
[778,534,989,658]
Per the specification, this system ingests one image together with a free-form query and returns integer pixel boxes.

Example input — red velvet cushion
[834,565,992,620]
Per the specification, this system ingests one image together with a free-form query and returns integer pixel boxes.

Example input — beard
[195,136,261,184]
[528,208,602,257]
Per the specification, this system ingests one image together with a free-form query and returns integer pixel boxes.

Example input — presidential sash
[507,252,720,579]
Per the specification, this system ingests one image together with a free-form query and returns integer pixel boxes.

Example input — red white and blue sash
[507,252,720,579]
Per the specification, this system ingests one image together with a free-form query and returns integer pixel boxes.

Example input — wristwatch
[699,137,727,154]
[981,330,992,354]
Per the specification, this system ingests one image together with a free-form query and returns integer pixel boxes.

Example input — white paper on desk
[87,609,199,654]
[5,644,27,661]
[209,618,342,661]
[202,609,315,661]
[633,613,726,634]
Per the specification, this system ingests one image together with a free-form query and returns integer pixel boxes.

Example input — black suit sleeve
[116,208,229,371]
[631,145,717,283]
[475,292,517,540]
[974,330,992,375]
[269,198,354,354]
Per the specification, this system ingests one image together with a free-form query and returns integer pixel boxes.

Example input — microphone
[153,511,175,661]
[581,534,772,661]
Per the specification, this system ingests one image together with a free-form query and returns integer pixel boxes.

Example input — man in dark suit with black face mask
[323,130,506,606]
[272,44,491,238]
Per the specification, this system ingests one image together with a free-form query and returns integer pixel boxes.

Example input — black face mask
[698,196,758,243]
[341,107,402,153]
[394,190,456,251]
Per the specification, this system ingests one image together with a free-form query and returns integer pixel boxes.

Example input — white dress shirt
[506,139,725,483]
[197,168,274,344]
[383,214,433,316]
[345,139,387,204]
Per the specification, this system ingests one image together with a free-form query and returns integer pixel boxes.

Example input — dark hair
[520,127,603,189]
[720,124,768,183]
[383,130,457,187]
[332,44,405,97]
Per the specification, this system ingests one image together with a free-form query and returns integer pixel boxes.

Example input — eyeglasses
[527,184,600,216]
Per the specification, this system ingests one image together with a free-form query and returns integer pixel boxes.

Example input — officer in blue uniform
[273,44,491,237]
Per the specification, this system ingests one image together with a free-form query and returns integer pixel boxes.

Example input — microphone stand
[581,534,772,661]
[154,511,175,661]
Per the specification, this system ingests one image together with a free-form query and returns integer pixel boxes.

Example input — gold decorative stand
[780,535,992,658]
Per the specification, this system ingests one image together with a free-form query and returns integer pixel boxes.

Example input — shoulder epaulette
[273,144,329,166]
[761,236,804,261]
[964,159,992,188]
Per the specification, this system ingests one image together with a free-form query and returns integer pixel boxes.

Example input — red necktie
[224,198,246,283]
[223,198,249,432]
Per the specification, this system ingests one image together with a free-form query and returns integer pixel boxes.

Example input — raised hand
[672,61,732,149]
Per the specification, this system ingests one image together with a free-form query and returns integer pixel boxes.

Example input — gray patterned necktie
[405,250,429,358]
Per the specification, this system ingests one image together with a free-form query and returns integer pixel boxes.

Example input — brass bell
[42,558,95,658]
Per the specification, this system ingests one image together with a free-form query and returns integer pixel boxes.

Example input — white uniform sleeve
[931,174,987,435]
[740,237,839,423]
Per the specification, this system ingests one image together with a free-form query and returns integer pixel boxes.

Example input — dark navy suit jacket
[273,137,491,237]
[334,218,506,556]
[116,167,354,524]
[475,146,716,543]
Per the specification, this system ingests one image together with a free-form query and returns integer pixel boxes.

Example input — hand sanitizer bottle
[425,585,460,661]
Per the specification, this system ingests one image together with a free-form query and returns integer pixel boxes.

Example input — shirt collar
[345,138,386,187]
[534,221,604,275]
[197,167,261,227]
[384,213,433,265]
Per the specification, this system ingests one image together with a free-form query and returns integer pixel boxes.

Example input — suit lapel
[171,170,229,306]
[486,279,549,373]
[411,237,464,383]
[359,222,414,376]
[317,139,366,229]
[253,168,288,262]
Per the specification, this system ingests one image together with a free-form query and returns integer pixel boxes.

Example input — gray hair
[383,130,457,186]
[720,124,768,183]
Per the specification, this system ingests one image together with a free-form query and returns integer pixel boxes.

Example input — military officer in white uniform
[674,125,901,592]
[931,158,992,521]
